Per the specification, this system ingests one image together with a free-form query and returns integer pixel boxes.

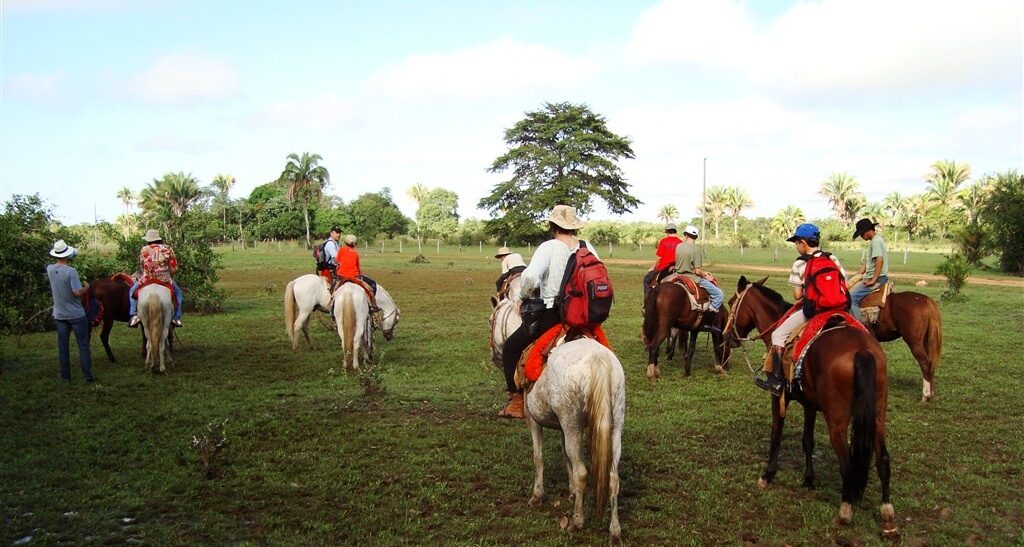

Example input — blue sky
[2,0,1021,226]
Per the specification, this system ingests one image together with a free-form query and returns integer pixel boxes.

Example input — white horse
[525,338,626,542]
[488,296,522,366]
[284,274,400,351]
[334,282,373,370]
[138,283,174,373]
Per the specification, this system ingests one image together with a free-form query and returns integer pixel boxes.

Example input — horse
[642,281,729,381]
[525,338,626,542]
[488,295,522,366]
[137,283,174,373]
[722,276,896,534]
[333,282,374,370]
[82,273,134,361]
[849,278,943,402]
[284,274,400,351]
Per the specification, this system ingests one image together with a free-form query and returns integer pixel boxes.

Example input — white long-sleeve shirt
[519,239,599,308]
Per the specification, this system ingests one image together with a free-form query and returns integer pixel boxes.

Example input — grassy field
[2,246,1023,545]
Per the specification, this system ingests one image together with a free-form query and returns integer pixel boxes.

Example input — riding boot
[498,391,525,419]
[755,346,787,396]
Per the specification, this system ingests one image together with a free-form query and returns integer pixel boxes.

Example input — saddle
[514,324,612,389]
[770,307,868,388]
[497,271,522,301]
[334,276,378,309]
[132,279,179,312]
[660,273,718,325]
[857,282,895,324]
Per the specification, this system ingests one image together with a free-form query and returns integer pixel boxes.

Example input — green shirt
[674,241,703,281]
[864,234,889,279]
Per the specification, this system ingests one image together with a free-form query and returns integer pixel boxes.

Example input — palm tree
[958,177,992,225]
[116,187,135,216]
[656,204,678,224]
[859,201,887,225]
[926,160,971,208]
[211,174,236,236]
[139,172,204,225]
[701,186,729,239]
[770,205,805,238]
[819,172,865,223]
[724,186,753,235]
[279,152,330,248]
[116,213,137,239]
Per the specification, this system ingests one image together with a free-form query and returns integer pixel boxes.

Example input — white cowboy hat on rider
[49,239,77,258]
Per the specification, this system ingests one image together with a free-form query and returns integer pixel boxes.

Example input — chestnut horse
[723,276,896,534]
[864,290,942,402]
[642,282,729,381]
[83,273,172,362]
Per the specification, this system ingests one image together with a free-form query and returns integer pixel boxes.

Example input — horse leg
[684,330,698,376]
[293,309,311,351]
[876,436,897,536]
[609,416,623,544]
[825,414,853,525]
[907,339,934,403]
[666,328,677,360]
[524,409,545,507]
[563,426,587,532]
[646,329,666,382]
[802,405,817,488]
[101,317,116,362]
[759,397,785,488]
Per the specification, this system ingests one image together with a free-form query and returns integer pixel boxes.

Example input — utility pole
[701,157,707,251]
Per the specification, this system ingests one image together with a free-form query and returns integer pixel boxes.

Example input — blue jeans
[129,280,183,321]
[698,277,724,312]
[55,316,93,381]
[850,275,888,321]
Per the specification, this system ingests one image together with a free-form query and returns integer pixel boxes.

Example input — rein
[720,285,789,373]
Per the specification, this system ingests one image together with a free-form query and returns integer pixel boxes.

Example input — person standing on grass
[498,204,599,419]
[46,239,95,383]
[849,218,889,323]
[643,223,683,294]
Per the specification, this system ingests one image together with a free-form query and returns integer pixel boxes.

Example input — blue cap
[787,223,820,242]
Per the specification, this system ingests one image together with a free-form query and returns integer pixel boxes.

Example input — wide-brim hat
[665,223,677,232]
[344,234,357,244]
[143,229,162,242]
[505,253,526,269]
[494,246,512,259]
[852,218,879,239]
[546,205,585,230]
[50,239,77,258]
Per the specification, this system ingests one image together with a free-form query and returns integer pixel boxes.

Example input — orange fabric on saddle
[524,324,612,382]
[792,311,866,360]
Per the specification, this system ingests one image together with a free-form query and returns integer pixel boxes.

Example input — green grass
[2,247,1023,545]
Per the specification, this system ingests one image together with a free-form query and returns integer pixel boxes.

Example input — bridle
[721,284,786,372]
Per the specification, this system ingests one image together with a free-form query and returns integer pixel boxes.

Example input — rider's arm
[865,256,883,285]
[167,246,178,275]
[519,242,551,299]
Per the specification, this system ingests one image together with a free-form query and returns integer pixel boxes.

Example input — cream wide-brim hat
[49,239,77,258]
[344,234,357,244]
[546,205,585,230]
[494,246,512,259]
[143,229,162,242]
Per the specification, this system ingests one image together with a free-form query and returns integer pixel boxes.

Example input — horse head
[723,275,771,348]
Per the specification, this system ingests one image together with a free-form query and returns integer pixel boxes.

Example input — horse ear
[754,276,769,286]
[737,276,749,291]
[490,296,498,309]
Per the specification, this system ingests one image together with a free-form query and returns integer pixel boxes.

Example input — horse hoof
[529,496,543,508]
[881,526,900,539]
[646,364,658,383]
[610,531,622,545]
[837,502,853,525]
[757,477,770,489]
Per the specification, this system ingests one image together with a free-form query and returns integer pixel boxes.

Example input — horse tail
[283,280,297,345]
[846,350,877,502]
[925,299,943,375]
[341,289,356,367]
[587,348,614,513]
[144,294,164,370]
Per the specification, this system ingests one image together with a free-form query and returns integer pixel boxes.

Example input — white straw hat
[49,239,77,258]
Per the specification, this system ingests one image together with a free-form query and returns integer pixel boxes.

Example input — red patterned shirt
[139,243,178,284]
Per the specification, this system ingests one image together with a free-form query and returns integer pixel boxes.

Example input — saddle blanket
[660,273,719,312]
[792,311,867,363]
[518,323,612,386]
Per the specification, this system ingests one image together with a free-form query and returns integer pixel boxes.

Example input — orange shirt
[336,246,361,279]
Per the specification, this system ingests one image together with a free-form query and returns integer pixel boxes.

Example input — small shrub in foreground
[935,253,971,300]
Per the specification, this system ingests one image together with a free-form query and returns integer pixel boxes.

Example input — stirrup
[171,319,183,328]
[128,316,140,328]
[754,372,786,396]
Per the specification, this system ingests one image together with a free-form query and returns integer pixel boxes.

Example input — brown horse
[642,281,729,381]
[83,274,134,362]
[723,276,896,534]
[864,291,942,402]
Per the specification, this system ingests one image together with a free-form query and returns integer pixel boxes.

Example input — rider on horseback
[128,229,183,328]
[318,226,342,286]
[756,223,848,396]
[643,223,683,294]
[850,218,889,324]
[494,247,526,298]
[498,204,598,419]
[674,225,723,315]
[336,234,379,311]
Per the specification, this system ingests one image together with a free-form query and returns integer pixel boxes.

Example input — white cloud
[2,73,66,104]
[129,53,239,104]
[367,37,599,99]
[628,0,1023,95]
[254,95,362,130]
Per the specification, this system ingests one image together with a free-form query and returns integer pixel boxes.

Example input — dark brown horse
[642,281,729,381]
[83,274,134,361]
[862,290,942,402]
[723,276,897,534]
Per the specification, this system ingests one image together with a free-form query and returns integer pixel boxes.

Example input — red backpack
[557,241,613,329]
[801,251,850,316]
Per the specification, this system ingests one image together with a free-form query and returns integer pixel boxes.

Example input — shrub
[981,170,1024,274]
[935,253,971,300]
[954,223,990,267]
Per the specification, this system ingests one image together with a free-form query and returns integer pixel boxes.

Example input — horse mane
[752,283,792,314]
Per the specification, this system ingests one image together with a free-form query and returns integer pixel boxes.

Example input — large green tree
[478,102,640,242]
[139,172,206,227]
[982,170,1024,274]
[347,188,410,240]
[417,188,459,241]
[279,152,330,248]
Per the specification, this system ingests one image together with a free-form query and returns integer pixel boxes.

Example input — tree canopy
[478,102,640,242]
[416,188,459,241]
